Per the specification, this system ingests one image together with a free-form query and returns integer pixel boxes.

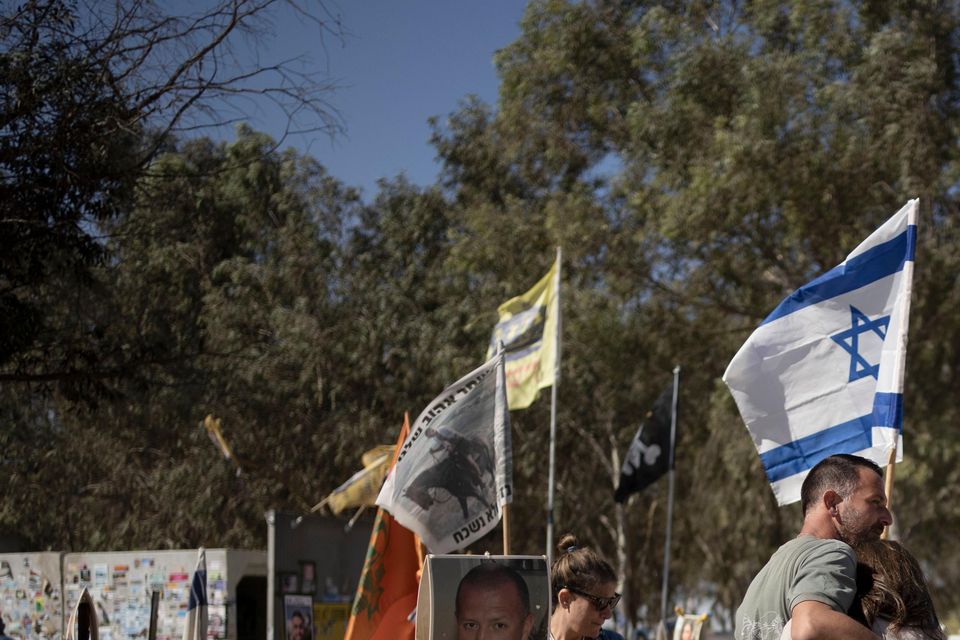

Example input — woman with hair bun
[549,533,625,640]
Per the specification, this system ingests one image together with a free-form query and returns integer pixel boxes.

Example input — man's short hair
[800,454,883,515]
[455,562,531,617]
[290,611,305,626]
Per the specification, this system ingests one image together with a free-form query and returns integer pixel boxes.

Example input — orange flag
[345,414,422,640]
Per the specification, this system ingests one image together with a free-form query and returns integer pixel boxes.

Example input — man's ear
[823,489,842,515]
[522,613,534,639]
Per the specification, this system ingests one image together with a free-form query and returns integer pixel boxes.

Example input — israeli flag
[723,200,917,505]
[182,548,208,640]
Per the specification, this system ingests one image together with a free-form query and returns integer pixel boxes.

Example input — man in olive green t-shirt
[734,454,893,640]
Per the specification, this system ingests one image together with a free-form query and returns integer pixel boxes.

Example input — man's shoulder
[734,536,857,640]
[599,630,626,640]
[775,535,854,559]
[765,535,856,581]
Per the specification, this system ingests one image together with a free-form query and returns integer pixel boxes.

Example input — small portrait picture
[300,561,316,595]
[207,608,227,640]
[673,615,706,640]
[280,572,300,594]
[419,554,549,640]
[284,594,313,640]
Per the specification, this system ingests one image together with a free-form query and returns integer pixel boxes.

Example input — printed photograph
[284,594,314,640]
[300,561,316,595]
[280,572,300,595]
[673,615,705,640]
[420,554,549,640]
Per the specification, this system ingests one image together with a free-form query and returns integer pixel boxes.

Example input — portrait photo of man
[418,555,549,640]
[455,563,534,640]
[283,595,313,640]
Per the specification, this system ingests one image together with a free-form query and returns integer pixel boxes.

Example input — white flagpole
[660,366,680,622]
[546,247,562,567]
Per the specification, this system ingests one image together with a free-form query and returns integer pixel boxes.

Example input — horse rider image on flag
[376,347,512,553]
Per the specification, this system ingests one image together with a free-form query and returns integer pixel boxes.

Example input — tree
[0,0,342,391]
[1,128,354,548]
[0,126,476,551]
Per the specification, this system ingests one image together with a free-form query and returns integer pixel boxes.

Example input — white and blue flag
[182,547,208,640]
[723,200,917,505]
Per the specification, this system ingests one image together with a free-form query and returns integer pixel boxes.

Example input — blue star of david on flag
[831,306,891,382]
[723,199,918,505]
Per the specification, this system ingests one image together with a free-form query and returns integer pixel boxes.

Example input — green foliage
[0,0,342,391]
[0,1,142,385]
[0,127,472,551]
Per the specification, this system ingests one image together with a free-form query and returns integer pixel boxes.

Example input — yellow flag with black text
[487,254,560,409]
[325,445,395,515]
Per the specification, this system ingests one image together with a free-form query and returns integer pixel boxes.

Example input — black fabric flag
[614,385,674,503]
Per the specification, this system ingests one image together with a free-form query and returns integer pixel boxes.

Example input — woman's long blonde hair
[855,540,944,640]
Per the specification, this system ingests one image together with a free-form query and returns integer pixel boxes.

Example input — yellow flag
[326,445,395,515]
[203,415,238,463]
[488,253,560,409]
[361,445,395,469]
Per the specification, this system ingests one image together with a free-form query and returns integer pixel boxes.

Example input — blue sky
[249,1,528,201]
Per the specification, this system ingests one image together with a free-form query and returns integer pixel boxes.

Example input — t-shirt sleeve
[787,542,857,614]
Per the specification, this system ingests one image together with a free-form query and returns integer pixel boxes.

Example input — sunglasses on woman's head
[564,586,621,611]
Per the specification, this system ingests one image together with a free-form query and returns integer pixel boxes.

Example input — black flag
[614,385,675,502]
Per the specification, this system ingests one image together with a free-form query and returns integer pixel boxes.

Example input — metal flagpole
[497,341,513,555]
[660,365,680,623]
[148,590,160,640]
[546,247,562,567]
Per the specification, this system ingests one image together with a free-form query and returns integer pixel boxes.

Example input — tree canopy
[1,0,341,391]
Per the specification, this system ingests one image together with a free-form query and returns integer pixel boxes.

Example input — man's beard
[837,504,883,545]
